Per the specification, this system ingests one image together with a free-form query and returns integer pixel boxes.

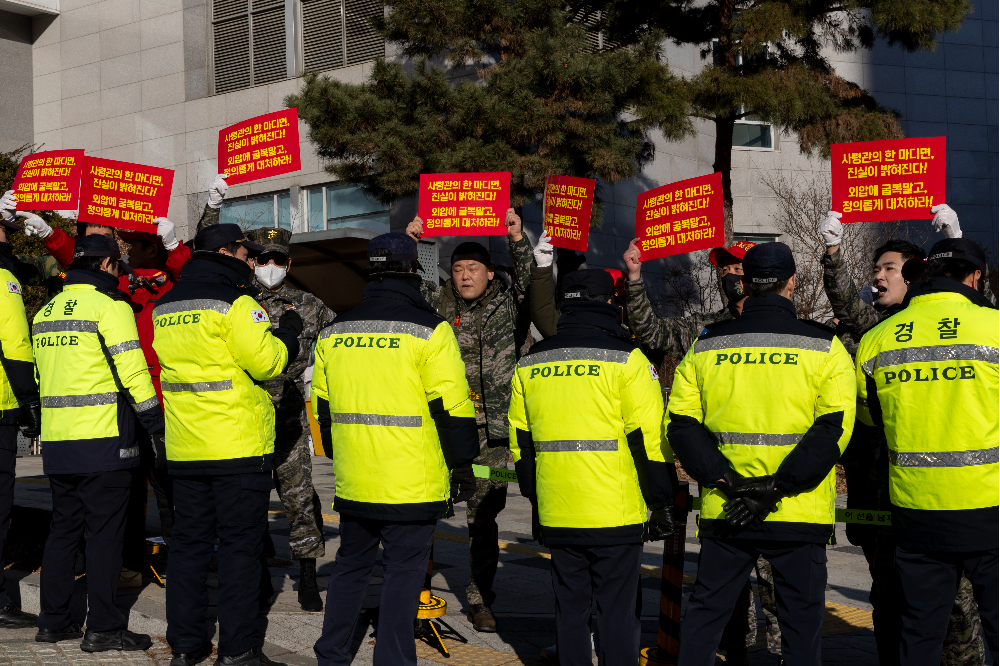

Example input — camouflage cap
[247,227,292,253]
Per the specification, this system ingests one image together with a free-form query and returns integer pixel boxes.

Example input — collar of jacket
[740,293,798,319]
[182,250,256,291]
[364,273,438,314]
[63,269,120,293]
[557,301,630,339]
[903,276,996,310]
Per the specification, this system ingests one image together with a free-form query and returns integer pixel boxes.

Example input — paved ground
[5,454,881,666]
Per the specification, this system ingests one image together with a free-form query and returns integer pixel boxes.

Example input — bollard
[639,480,691,665]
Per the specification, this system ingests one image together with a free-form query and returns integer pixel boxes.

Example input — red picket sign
[78,157,174,233]
[218,108,302,186]
[831,136,946,223]
[12,150,84,211]
[634,172,724,261]
[418,172,511,237]
[543,175,594,252]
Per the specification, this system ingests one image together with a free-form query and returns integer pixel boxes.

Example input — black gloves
[278,309,304,337]
[450,466,477,503]
[713,468,745,498]
[151,430,168,471]
[645,507,677,541]
[723,475,784,527]
[17,400,41,439]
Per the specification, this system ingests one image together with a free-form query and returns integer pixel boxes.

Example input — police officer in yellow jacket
[312,233,479,666]
[666,243,855,666]
[152,224,302,666]
[509,270,676,666]
[32,235,164,651]
[855,238,997,666]
[0,214,41,629]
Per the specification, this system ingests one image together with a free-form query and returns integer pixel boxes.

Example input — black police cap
[194,223,266,254]
[368,232,418,262]
[743,242,796,284]
[72,234,134,274]
[562,269,615,300]
[927,238,986,274]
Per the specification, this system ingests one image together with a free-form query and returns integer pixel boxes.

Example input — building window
[212,0,385,95]
[302,0,384,70]
[304,182,389,234]
[219,191,292,231]
[212,0,288,94]
[733,113,775,150]
[734,233,779,245]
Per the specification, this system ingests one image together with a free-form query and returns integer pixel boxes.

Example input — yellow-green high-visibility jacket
[0,248,38,423]
[666,294,856,543]
[508,302,675,546]
[32,270,163,474]
[856,278,998,552]
[311,276,479,522]
[152,252,295,475]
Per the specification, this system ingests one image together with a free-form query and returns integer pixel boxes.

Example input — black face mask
[722,272,746,303]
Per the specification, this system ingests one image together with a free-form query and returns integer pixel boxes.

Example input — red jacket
[45,227,192,404]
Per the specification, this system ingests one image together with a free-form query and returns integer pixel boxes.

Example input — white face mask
[255,264,287,289]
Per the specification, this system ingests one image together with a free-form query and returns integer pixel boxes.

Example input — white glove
[820,210,843,247]
[54,209,78,221]
[930,204,961,238]
[156,217,179,251]
[533,230,554,268]
[17,211,52,239]
[0,190,15,222]
[207,173,229,209]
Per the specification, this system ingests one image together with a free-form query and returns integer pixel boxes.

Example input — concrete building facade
[0,0,995,310]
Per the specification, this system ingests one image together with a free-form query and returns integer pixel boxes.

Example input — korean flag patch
[648,364,659,381]
[251,309,269,323]
[7,281,21,295]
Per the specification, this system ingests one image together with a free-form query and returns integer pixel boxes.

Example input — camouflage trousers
[465,429,509,608]
[271,397,325,560]
[720,557,781,654]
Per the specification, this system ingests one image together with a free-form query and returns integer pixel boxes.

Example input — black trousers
[549,543,642,666]
[679,539,827,666]
[122,425,174,571]
[39,470,132,632]
[897,546,998,666]
[314,518,435,666]
[0,427,16,608]
[166,473,272,656]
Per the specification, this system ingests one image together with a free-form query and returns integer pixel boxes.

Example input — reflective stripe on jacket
[311,276,478,521]
[856,278,999,552]
[667,294,856,544]
[152,252,290,474]
[32,270,162,474]
[509,301,675,546]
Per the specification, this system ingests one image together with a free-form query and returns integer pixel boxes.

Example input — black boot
[297,558,323,612]
[214,647,286,666]
[80,628,152,652]
[170,642,213,666]
[0,603,37,628]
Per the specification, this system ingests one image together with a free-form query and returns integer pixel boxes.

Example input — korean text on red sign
[418,173,511,237]
[12,150,84,211]
[544,175,594,252]
[218,108,302,186]
[831,136,945,224]
[78,157,174,233]
[634,172,724,261]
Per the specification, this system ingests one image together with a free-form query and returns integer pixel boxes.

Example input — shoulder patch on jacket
[699,319,731,337]
[251,309,269,323]
[648,364,659,380]
[7,281,21,295]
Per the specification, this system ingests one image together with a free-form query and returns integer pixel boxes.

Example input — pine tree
[590,0,971,242]
[287,0,692,224]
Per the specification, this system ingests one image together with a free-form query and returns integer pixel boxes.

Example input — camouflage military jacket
[16,253,65,299]
[821,247,885,345]
[256,283,336,402]
[197,204,219,233]
[420,235,533,442]
[624,278,734,359]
